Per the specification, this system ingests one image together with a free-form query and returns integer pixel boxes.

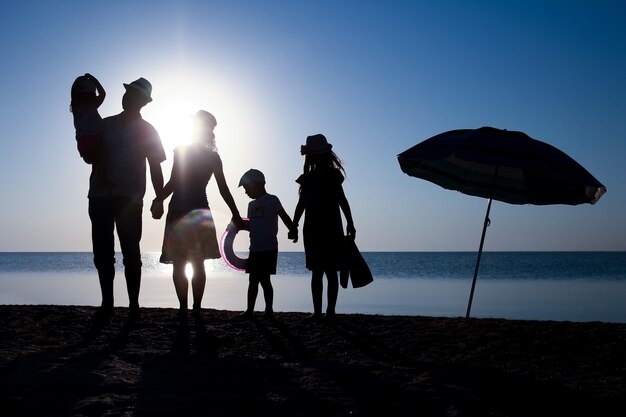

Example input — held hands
[231,213,245,230]
[150,199,164,219]
[288,225,298,243]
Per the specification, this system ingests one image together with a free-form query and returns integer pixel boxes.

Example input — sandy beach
[1,305,624,417]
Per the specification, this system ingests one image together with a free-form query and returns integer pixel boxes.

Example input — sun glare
[145,100,196,154]
[185,263,194,281]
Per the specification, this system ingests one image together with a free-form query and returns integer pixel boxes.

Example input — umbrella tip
[589,186,607,204]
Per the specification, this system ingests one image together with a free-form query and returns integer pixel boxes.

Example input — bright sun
[144,99,196,154]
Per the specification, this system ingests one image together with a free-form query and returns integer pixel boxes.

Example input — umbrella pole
[466,198,492,318]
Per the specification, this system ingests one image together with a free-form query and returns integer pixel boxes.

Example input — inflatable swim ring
[219,219,248,271]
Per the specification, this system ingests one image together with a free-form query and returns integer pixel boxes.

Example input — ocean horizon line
[1,250,625,254]
[2,252,625,322]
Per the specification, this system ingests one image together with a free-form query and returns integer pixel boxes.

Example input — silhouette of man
[87,77,165,320]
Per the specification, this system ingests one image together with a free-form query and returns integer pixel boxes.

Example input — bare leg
[97,264,115,311]
[325,269,339,317]
[115,197,143,314]
[311,269,324,318]
[191,260,206,312]
[246,274,260,314]
[89,198,115,313]
[259,274,274,316]
[172,261,188,311]
[124,264,141,312]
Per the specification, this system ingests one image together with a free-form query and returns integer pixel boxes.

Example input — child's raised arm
[85,73,106,107]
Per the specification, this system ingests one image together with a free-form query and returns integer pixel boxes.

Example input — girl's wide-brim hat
[123,77,153,102]
[301,134,332,155]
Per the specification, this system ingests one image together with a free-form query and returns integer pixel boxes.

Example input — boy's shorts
[245,249,278,275]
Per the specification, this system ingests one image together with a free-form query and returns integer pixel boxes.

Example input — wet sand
[1,305,625,416]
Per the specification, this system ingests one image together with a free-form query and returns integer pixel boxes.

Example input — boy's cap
[238,169,265,187]
[123,77,153,102]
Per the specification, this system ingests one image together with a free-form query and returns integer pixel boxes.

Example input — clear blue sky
[1,0,624,252]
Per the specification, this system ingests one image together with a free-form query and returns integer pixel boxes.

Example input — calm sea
[1,252,625,323]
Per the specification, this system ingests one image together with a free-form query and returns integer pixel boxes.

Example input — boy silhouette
[238,169,297,318]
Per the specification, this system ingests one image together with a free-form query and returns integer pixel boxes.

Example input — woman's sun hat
[123,77,153,102]
[301,134,332,155]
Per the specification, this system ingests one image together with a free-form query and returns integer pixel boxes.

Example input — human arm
[84,73,106,108]
[150,166,175,219]
[338,186,356,239]
[148,158,165,219]
[213,159,244,228]
[289,195,305,243]
[278,208,298,242]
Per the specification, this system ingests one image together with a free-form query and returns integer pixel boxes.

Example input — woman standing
[151,110,242,318]
[291,134,356,320]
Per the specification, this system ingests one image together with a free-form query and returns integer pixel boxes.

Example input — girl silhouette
[292,134,356,320]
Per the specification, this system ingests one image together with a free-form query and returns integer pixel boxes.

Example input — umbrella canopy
[397,126,606,205]
[397,126,607,318]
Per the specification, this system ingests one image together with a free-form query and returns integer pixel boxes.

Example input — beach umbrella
[397,126,607,318]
